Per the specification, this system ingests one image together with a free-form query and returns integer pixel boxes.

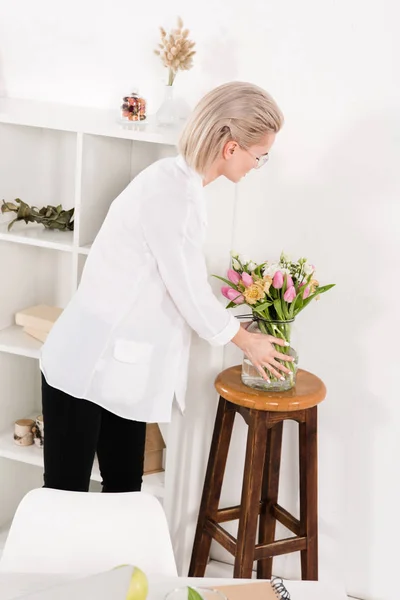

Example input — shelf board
[0,326,42,359]
[0,419,165,497]
[0,222,74,252]
[78,243,91,255]
[0,97,181,146]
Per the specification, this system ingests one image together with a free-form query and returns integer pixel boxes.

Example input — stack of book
[15,304,63,343]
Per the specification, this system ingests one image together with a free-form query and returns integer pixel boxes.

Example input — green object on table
[188,588,204,600]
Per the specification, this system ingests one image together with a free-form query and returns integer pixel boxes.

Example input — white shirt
[40,155,240,422]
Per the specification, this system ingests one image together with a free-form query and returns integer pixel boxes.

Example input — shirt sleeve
[140,188,240,346]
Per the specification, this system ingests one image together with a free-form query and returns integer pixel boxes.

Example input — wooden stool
[189,366,326,580]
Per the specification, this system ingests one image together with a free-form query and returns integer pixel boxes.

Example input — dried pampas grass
[154,16,196,86]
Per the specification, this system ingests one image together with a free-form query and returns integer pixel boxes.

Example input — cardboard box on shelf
[144,423,165,474]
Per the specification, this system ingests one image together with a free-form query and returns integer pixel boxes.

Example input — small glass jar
[120,91,147,123]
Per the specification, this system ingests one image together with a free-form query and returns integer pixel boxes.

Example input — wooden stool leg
[299,406,318,580]
[189,397,236,577]
[234,410,269,578]
[257,420,284,579]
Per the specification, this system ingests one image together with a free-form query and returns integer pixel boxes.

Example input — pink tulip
[273,271,284,289]
[302,286,310,299]
[286,275,294,288]
[227,269,241,285]
[227,288,244,304]
[221,286,232,299]
[241,272,253,287]
[283,285,296,303]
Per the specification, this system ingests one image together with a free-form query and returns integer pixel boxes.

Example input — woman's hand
[232,326,294,382]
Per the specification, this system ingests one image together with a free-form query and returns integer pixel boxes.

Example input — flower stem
[258,319,295,382]
[168,68,175,86]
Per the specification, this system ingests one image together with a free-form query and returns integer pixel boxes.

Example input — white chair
[0,488,177,576]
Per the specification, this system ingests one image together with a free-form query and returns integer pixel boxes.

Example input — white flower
[280,251,291,263]
[239,254,250,265]
[304,262,315,276]
[232,258,241,270]
[248,261,257,271]
[230,250,239,259]
[263,263,280,277]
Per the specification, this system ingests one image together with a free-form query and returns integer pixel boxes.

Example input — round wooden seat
[215,366,326,412]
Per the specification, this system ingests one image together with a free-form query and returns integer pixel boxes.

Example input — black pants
[41,374,146,493]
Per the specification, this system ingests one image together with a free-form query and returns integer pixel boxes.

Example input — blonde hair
[178,81,284,175]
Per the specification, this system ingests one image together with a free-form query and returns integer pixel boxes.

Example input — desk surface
[0,571,350,600]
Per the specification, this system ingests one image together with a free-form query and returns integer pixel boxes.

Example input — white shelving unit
[0,326,42,359]
[0,418,165,497]
[0,97,178,531]
[0,223,74,252]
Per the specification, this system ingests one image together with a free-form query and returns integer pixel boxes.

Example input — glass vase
[156,85,180,126]
[241,318,298,392]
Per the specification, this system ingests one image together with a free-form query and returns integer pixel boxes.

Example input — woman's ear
[223,140,238,160]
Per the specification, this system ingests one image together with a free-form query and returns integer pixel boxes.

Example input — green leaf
[1,200,18,213]
[7,217,18,231]
[315,284,335,294]
[297,284,336,313]
[289,288,304,318]
[253,301,273,312]
[188,587,204,600]
[212,275,239,290]
[254,262,267,278]
[268,285,277,301]
[46,221,61,229]
[273,299,285,320]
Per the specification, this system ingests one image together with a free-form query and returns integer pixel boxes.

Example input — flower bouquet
[154,16,196,87]
[154,16,196,125]
[214,252,335,391]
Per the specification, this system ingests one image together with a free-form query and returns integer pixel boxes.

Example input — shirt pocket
[101,340,154,403]
[113,340,153,364]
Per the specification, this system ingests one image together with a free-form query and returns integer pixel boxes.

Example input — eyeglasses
[244,148,269,169]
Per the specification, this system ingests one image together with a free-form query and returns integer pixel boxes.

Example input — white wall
[0,1,399,599]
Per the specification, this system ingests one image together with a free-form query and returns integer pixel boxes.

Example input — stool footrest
[205,519,237,556]
[217,502,301,537]
[255,536,307,560]
[216,503,264,524]
[270,503,301,536]
[216,505,242,524]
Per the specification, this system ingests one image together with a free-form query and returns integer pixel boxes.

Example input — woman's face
[221,132,276,184]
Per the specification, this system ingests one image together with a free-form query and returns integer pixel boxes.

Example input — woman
[40,81,293,493]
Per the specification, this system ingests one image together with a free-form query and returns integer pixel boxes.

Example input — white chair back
[0,488,177,576]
